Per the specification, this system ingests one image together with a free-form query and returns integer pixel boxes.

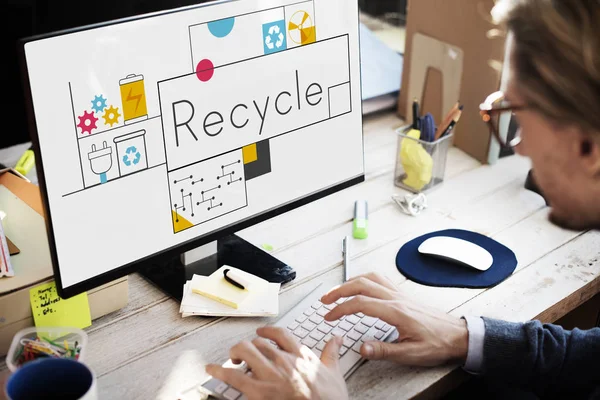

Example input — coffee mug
[5,358,97,400]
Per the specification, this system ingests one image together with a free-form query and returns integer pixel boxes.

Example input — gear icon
[91,95,108,114]
[102,105,121,127]
[77,110,98,135]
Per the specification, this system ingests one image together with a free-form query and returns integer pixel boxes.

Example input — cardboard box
[0,169,128,356]
[398,0,506,163]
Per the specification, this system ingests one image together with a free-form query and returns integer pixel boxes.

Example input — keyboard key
[343,337,355,348]
[312,301,322,309]
[301,321,317,332]
[352,341,363,353]
[375,331,385,340]
[339,346,349,356]
[316,308,329,317]
[361,327,380,342]
[323,303,336,310]
[310,330,325,341]
[214,382,229,394]
[345,315,361,325]
[339,348,362,372]
[356,312,365,318]
[347,330,362,341]
[309,315,324,325]
[354,324,368,334]
[323,334,333,343]
[316,341,326,351]
[335,297,347,305]
[313,348,322,358]
[296,314,308,323]
[223,387,241,400]
[331,328,345,337]
[301,337,318,348]
[293,327,310,339]
[338,321,354,331]
[304,308,316,316]
[324,319,339,327]
[317,323,332,334]
[361,316,378,327]
[287,322,299,331]
[375,321,385,330]
[381,323,392,332]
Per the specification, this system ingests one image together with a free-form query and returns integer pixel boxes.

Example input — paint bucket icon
[119,74,148,125]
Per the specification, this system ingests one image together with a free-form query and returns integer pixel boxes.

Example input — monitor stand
[138,234,296,301]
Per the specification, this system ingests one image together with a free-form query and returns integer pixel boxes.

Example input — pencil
[440,107,463,138]
[434,101,460,140]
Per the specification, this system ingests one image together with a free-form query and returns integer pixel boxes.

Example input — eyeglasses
[479,91,526,148]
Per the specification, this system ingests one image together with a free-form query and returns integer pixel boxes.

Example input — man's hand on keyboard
[320,272,468,367]
[205,326,349,400]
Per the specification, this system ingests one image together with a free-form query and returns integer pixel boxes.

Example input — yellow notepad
[191,266,262,309]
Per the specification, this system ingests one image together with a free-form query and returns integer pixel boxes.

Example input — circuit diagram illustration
[168,150,247,233]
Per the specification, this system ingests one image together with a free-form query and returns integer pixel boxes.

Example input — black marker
[223,268,246,290]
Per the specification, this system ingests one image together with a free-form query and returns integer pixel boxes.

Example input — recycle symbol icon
[123,146,141,166]
[265,24,284,50]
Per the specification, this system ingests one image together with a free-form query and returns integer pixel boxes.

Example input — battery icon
[119,73,148,125]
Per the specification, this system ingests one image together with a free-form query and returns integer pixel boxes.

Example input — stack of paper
[179,266,280,317]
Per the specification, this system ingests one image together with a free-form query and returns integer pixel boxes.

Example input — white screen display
[23,0,364,291]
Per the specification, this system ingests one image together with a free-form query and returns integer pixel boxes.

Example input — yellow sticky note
[29,281,92,329]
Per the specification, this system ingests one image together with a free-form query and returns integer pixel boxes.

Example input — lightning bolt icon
[126,87,143,113]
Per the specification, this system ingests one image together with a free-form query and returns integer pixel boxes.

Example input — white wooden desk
[2,111,599,399]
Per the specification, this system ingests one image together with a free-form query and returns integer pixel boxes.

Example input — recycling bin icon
[113,129,148,176]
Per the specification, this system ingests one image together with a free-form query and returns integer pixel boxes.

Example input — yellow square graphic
[242,143,258,164]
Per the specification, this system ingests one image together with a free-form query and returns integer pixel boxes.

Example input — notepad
[180,266,280,317]
[191,266,266,309]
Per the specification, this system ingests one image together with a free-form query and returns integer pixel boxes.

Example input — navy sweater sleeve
[481,317,600,397]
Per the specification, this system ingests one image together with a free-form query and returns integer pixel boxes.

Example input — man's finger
[350,272,397,291]
[321,277,396,305]
[320,335,343,369]
[229,340,280,380]
[360,341,423,365]
[252,338,294,372]
[256,326,301,356]
[206,364,257,394]
[324,296,400,324]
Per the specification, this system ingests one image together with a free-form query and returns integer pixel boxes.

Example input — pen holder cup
[6,326,88,372]
[394,125,454,193]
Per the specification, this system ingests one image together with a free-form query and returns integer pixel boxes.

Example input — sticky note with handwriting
[29,281,92,329]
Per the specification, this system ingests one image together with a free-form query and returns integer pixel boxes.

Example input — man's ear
[579,134,600,177]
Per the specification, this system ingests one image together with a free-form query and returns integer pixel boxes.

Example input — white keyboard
[192,283,397,400]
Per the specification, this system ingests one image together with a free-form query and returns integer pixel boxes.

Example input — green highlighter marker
[353,200,368,239]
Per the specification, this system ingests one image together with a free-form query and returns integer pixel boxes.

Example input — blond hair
[492,0,600,133]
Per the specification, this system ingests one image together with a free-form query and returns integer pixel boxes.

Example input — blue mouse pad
[396,229,517,288]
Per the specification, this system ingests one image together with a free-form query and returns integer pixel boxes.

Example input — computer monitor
[19,0,364,299]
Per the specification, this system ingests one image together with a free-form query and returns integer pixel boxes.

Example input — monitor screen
[20,0,364,297]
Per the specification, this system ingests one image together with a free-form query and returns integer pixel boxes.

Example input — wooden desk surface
[2,111,598,399]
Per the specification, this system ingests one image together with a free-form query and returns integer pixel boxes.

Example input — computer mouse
[418,236,493,271]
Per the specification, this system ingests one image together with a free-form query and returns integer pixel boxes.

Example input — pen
[342,236,350,282]
[15,145,35,176]
[412,99,420,130]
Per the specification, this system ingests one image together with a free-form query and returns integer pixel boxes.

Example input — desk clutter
[179,266,280,317]
[394,100,462,193]
[6,326,88,372]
